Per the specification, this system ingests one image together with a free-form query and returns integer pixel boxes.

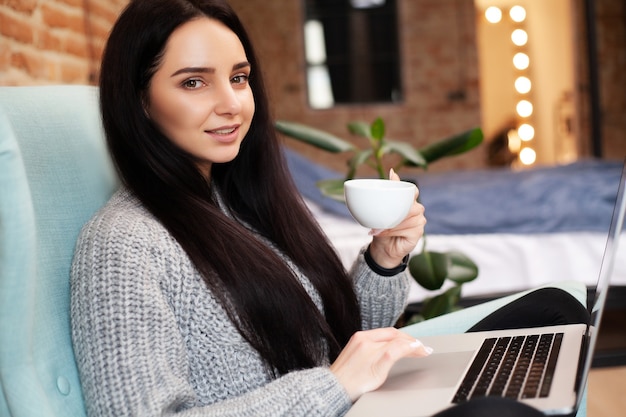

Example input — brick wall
[230,0,485,174]
[0,0,127,85]
[1,0,623,170]
[230,0,625,172]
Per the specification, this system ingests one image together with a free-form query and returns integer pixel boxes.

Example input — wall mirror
[302,0,402,108]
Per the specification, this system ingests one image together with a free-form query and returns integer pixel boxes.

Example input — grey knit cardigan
[70,188,411,417]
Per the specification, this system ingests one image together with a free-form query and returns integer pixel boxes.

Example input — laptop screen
[574,160,626,407]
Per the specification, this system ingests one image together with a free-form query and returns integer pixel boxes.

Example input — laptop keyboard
[452,332,564,403]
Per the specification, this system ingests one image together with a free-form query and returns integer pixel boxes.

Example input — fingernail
[409,339,423,349]
[389,168,395,179]
[368,229,383,236]
[410,339,434,355]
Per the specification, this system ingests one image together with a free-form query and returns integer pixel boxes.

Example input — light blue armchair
[0,85,587,417]
[0,86,117,417]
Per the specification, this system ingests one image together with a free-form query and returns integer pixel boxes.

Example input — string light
[513,52,530,70]
[519,147,536,165]
[510,5,527,22]
[485,6,502,23]
[516,100,533,117]
[511,29,528,46]
[518,123,535,141]
[485,4,535,166]
[514,76,531,94]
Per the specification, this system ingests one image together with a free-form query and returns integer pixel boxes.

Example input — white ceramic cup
[343,179,417,229]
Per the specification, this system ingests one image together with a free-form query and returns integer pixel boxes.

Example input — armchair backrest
[0,85,118,417]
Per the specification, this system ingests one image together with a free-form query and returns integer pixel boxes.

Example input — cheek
[150,96,200,136]
[243,91,256,124]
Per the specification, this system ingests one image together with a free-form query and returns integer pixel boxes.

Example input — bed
[284,150,626,306]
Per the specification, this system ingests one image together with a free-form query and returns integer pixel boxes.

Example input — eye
[231,73,249,85]
[182,78,205,89]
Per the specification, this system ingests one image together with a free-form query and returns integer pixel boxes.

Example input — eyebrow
[170,61,251,77]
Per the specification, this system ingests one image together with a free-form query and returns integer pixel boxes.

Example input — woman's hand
[330,327,433,402]
[368,169,426,268]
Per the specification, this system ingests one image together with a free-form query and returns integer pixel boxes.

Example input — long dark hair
[99,0,361,375]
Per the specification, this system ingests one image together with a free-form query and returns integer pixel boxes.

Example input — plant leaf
[370,117,385,141]
[413,127,483,165]
[385,140,428,168]
[420,285,462,320]
[316,179,346,202]
[408,251,449,291]
[347,149,373,178]
[447,251,479,284]
[275,120,356,153]
[347,121,373,139]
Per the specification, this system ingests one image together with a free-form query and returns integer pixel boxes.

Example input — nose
[214,82,242,116]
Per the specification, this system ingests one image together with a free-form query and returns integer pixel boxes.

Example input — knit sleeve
[70,205,352,417]
[349,246,411,330]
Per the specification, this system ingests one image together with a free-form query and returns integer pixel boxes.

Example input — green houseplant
[276,117,484,322]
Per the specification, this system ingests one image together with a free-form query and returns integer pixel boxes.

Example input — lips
[210,127,237,135]
[205,124,240,143]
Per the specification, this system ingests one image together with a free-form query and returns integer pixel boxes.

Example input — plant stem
[374,148,386,179]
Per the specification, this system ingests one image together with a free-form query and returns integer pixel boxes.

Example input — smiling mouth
[208,127,237,135]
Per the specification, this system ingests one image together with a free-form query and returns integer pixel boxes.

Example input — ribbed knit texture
[70,189,410,416]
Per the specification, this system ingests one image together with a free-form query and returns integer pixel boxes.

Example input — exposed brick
[87,13,114,40]
[60,57,88,83]
[0,42,10,70]
[85,0,126,24]
[35,27,62,51]
[0,10,34,43]
[1,0,37,14]
[43,57,61,81]
[41,2,84,33]
[10,49,44,78]
[56,0,83,9]
[64,32,89,58]
[0,0,623,163]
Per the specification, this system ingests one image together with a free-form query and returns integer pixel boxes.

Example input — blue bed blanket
[284,149,623,235]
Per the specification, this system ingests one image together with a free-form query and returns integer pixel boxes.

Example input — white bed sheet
[307,200,626,304]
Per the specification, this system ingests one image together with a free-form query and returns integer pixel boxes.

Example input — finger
[368,228,383,236]
[374,206,426,236]
[351,327,416,344]
[377,336,434,359]
[389,168,401,181]
[367,338,434,390]
[410,338,435,356]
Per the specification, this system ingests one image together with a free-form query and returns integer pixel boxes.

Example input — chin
[210,149,242,164]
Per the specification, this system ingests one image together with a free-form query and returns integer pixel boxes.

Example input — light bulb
[513,52,530,70]
[485,6,502,23]
[518,123,535,141]
[517,100,533,117]
[510,5,526,22]
[511,29,528,46]
[520,147,536,165]
[515,76,531,94]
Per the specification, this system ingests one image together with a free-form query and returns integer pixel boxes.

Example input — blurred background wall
[1,0,623,173]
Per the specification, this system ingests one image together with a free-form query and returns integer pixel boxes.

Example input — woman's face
[146,17,255,177]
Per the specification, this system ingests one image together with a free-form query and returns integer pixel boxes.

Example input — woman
[71,0,429,415]
[71,0,588,416]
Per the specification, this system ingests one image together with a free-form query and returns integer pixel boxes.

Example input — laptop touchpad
[380,351,475,391]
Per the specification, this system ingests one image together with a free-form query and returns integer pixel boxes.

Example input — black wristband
[364,246,409,277]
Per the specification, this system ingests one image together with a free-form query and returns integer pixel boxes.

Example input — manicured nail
[409,339,423,349]
[368,229,383,236]
[389,168,395,179]
[410,339,434,355]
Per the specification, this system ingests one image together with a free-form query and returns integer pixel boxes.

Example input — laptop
[347,161,626,417]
